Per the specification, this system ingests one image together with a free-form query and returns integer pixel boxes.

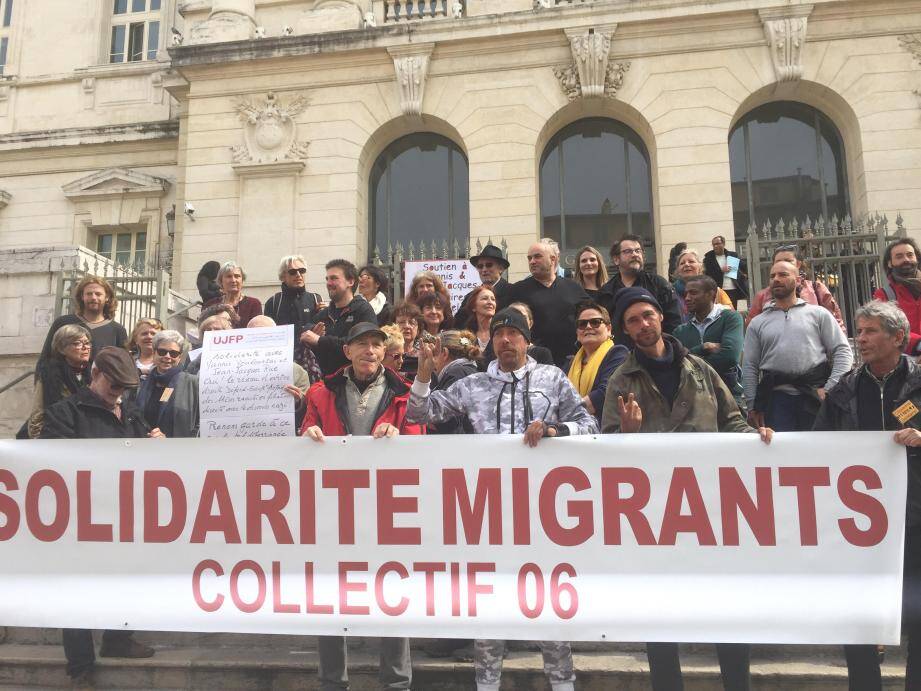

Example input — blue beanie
[612,287,662,329]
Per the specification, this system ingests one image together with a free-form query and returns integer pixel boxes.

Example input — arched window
[370,133,469,255]
[540,117,654,270]
[729,101,850,243]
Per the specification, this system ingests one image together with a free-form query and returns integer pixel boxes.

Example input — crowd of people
[18,232,921,691]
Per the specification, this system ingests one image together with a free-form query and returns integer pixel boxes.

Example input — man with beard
[508,239,589,368]
[597,235,681,341]
[408,307,596,691]
[300,259,376,376]
[874,237,921,355]
[742,260,853,432]
[600,287,771,691]
[454,244,512,327]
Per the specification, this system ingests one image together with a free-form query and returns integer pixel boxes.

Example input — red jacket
[299,366,425,436]
[874,278,921,354]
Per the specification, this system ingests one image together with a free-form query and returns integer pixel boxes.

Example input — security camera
[184,201,195,220]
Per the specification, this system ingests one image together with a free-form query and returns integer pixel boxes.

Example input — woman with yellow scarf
[567,302,629,421]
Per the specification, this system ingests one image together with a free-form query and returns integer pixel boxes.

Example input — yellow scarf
[567,338,614,397]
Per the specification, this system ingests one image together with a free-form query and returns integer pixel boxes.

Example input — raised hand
[617,393,642,433]
[416,341,438,384]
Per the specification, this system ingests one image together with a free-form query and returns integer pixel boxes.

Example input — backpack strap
[882,281,897,302]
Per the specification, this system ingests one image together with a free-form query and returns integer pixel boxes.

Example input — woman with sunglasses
[133,330,199,437]
[566,301,628,422]
[127,317,163,380]
[358,265,394,326]
[264,255,323,364]
[27,324,93,438]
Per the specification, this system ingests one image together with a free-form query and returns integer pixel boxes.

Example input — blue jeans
[765,391,816,432]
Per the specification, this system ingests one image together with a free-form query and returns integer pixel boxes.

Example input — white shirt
[690,304,726,340]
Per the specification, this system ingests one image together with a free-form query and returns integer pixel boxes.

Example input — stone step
[2,627,898,660]
[0,637,908,690]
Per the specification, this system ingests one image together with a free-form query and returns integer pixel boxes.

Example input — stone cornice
[0,121,180,152]
[168,0,855,69]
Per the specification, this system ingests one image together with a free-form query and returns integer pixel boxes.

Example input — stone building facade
[0,0,920,434]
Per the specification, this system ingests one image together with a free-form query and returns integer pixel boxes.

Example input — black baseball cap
[346,322,386,344]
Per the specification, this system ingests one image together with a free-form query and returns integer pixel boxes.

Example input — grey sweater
[742,299,853,407]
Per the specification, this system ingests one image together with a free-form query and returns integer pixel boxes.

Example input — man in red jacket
[300,321,422,691]
[875,237,921,355]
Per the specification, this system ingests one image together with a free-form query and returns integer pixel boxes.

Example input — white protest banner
[199,324,295,438]
[404,259,480,314]
[0,433,906,643]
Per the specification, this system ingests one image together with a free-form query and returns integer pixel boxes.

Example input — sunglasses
[388,353,405,361]
[477,261,496,269]
[287,267,307,277]
[157,347,181,358]
[576,318,608,330]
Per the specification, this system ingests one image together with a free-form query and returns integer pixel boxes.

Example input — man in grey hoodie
[407,307,597,691]
[742,260,853,431]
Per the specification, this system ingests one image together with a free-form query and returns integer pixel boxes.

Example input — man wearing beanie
[408,306,597,691]
[601,287,772,691]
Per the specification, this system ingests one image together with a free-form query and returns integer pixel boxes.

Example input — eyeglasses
[156,347,181,358]
[287,267,307,277]
[69,340,91,349]
[620,247,643,256]
[576,318,608,330]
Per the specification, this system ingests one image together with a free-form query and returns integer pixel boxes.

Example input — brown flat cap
[93,346,140,388]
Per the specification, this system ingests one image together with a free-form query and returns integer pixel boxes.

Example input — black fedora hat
[469,244,510,270]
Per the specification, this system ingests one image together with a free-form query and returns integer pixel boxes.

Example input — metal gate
[743,213,907,335]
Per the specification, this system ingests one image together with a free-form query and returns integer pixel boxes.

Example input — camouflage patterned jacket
[407,356,599,435]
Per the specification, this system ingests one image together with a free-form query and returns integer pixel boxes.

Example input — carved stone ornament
[0,190,11,210]
[759,6,813,83]
[900,34,921,67]
[388,44,434,117]
[555,26,629,100]
[230,92,310,165]
[188,0,256,44]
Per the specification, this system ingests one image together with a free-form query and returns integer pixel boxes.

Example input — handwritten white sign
[404,259,480,314]
[199,325,295,438]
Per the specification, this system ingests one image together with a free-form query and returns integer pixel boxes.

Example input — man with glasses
[40,346,162,685]
[598,234,682,342]
[703,235,749,308]
[455,244,512,327]
[264,254,323,363]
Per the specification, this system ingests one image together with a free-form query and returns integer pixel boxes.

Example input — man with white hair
[263,255,323,364]
[814,300,921,688]
[508,238,589,368]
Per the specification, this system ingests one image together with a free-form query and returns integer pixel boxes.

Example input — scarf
[367,291,388,316]
[893,269,921,298]
[568,338,614,397]
[137,365,182,430]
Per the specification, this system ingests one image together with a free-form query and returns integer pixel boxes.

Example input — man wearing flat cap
[409,306,596,691]
[40,346,161,685]
[300,321,424,691]
[454,244,513,327]
[601,287,772,691]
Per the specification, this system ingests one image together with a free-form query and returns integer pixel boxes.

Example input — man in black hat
[601,288,770,691]
[454,244,513,327]
[40,346,161,685]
